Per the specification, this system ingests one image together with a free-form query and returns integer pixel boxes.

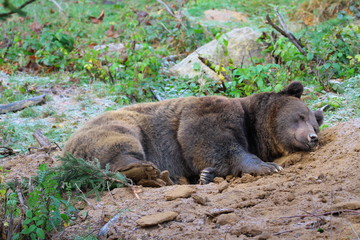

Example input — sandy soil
[3,118,360,240]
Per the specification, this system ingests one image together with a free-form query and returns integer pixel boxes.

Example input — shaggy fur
[63,82,323,183]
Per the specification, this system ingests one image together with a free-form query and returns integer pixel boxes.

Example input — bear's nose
[308,133,318,142]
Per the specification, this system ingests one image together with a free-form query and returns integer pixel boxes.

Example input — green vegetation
[0,0,358,151]
[1,164,76,239]
[0,155,129,239]
[0,0,359,238]
[0,0,358,144]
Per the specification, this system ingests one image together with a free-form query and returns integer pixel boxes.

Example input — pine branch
[55,153,131,190]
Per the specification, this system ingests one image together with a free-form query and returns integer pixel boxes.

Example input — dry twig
[0,94,46,114]
[281,209,360,219]
[0,0,37,19]
[265,8,324,64]
[0,146,18,156]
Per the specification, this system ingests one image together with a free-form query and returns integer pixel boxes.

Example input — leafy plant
[54,153,130,192]
[1,164,76,240]
[0,154,130,239]
[261,18,360,91]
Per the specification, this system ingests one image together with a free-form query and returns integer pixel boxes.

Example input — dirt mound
[3,119,360,239]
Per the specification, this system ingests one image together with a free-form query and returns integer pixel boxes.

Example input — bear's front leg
[235,152,283,176]
[199,151,283,184]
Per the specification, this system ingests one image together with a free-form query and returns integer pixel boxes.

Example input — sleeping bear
[63,81,323,186]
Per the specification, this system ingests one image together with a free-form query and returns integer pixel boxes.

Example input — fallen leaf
[30,21,42,33]
[89,10,105,24]
[106,25,116,38]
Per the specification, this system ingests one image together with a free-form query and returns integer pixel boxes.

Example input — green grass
[184,0,305,29]
[0,0,359,152]
[308,75,360,126]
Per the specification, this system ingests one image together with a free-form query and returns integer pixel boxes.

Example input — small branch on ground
[149,88,162,101]
[15,183,27,214]
[98,212,122,237]
[198,55,230,92]
[0,94,46,114]
[155,0,186,28]
[155,0,177,18]
[33,129,52,148]
[0,146,19,156]
[74,183,96,210]
[31,129,59,153]
[0,0,37,19]
[49,0,64,13]
[281,209,360,219]
[265,9,324,64]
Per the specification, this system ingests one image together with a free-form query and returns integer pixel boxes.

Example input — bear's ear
[314,110,324,126]
[279,81,304,98]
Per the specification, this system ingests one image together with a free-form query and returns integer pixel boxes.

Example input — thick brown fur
[63,82,323,183]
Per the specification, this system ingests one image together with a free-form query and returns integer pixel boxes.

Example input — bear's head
[273,82,324,153]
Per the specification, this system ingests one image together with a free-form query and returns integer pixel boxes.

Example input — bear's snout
[308,133,318,143]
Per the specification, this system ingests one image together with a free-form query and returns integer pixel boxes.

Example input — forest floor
[3,118,360,240]
[1,1,360,239]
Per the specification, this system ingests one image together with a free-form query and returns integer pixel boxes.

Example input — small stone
[330,201,360,211]
[136,211,178,227]
[235,200,258,209]
[287,193,295,202]
[192,194,209,205]
[257,232,271,240]
[213,177,225,184]
[178,176,190,185]
[165,185,196,201]
[230,225,262,237]
[78,210,88,221]
[240,173,256,183]
[217,181,230,193]
[216,213,239,225]
[225,175,234,181]
[206,208,235,217]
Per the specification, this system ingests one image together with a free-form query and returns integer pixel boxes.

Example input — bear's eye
[314,126,319,133]
[299,114,306,121]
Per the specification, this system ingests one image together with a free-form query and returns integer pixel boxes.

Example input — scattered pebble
[192,194,209,205]
[213,177,225,184]
[230,225,262,237]
[287,193,296,202]
[136,211,179,227]
[216,213,239,225]
[217,181,230,193]
[206,208,235,217]
[330,201,360,211]
[165,185,196,201]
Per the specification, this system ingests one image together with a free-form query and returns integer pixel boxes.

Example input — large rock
[169,27,270,82]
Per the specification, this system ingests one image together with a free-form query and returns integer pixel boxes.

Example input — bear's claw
[199,167,217,184]
[246,162,283,176]
[119,161,160,183]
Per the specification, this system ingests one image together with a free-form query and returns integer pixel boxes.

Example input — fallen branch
[155,0,185,28]
[0,94,46,114]
[281,209,360,219]
[33,129,52,148]
[0,0,37,19]
[198,55,230,92]
[265,9,324,64]
[15,184,27,214]
[0,146,19,156]
[30,129,59,153]
[98,212,122,237]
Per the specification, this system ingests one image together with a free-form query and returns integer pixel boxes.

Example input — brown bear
[63,81,323,186]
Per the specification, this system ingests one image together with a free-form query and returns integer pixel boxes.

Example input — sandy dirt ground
[3,118,360,240]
